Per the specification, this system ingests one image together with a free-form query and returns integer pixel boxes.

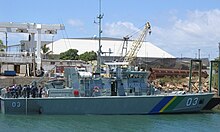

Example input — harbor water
[0,112,220,132]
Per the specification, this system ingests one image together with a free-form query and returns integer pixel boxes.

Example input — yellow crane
[123,22,151,64]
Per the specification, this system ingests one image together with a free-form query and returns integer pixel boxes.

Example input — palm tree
[41,44,52,59]
[0,39,6,51]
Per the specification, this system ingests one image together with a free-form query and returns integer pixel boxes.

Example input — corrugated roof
[48,38,175,58]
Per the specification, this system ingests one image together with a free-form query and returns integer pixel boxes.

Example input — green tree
[0,39,5,51]
[41,44,52,59]
[60,49,79,60]
[79,51,97,62]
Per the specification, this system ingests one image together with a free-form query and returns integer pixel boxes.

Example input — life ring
[93,86,100,92]
[36,70,42,77]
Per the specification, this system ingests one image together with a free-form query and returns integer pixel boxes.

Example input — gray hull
[1,93,213,115]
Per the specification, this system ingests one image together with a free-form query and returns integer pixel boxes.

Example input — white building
[47,37,175,59]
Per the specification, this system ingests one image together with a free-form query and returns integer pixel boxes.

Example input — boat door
[111,80,117,96]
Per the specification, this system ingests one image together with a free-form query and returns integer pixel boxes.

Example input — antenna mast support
[96,0,104,73]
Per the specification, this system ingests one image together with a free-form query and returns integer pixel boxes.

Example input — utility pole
[5,32,8,70]
[198,49,200,59]
[52,35,54,59]
[219,42,220,59]
[5,32,8,52]
[218,42,220,96]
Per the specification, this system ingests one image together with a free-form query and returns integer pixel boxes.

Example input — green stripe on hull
[159,96,176,112]
[163,96,185,112]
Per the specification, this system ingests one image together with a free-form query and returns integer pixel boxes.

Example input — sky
[0,0,220,59]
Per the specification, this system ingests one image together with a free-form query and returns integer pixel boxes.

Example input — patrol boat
[0,60,214,115]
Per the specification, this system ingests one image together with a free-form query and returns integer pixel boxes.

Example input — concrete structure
[0,52,33,75]
[0,58,90,76]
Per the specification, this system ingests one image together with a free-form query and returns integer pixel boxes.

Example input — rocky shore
[154,76,218,95]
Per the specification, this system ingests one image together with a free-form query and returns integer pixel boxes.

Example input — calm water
[0,112,220,132]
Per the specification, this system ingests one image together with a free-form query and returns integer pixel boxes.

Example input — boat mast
[96,0,104,73]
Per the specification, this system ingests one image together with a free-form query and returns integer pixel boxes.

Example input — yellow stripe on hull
[159,96,177,113]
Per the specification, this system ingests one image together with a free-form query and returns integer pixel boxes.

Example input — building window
[60,62,63,65]
[51,62,55,65]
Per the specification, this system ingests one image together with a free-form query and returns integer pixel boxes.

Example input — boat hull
[1,93,214,115]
